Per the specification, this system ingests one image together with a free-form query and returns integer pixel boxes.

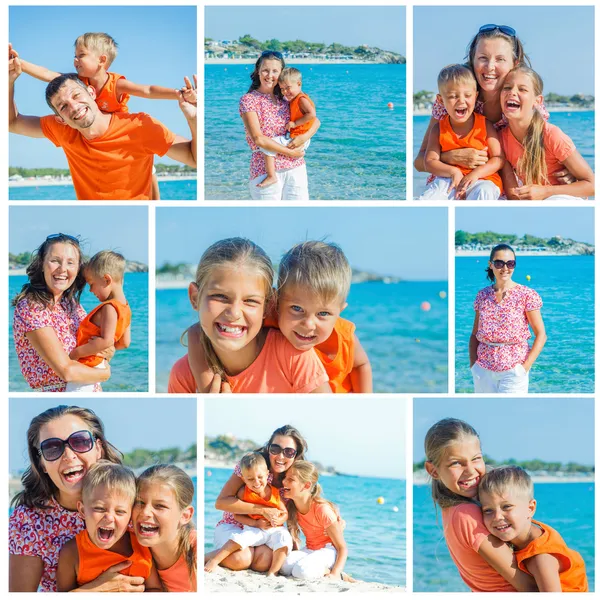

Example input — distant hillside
[9,253,148,273]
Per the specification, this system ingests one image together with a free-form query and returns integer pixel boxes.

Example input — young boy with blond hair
[66,250,131,392]
[479,466,588,592]
[56,461,163,591]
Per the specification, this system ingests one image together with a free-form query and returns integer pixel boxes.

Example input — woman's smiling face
[258,59,283,92]
[268,434,298,474]
[42,242,80,300]
[473,37,515,95]
[489,248,516,284]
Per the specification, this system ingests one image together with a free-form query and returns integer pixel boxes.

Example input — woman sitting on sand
[12,234,114,392]
[239,51,320,200]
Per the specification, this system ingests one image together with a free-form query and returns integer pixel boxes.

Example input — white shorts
[249,164,309,200]
[260,136,311,157]
[471,361,529,394]
[280,544,337,579]
[419,177,501,200]
[65,360,106,393]
[230,525,292,552]
[213,522,244,549]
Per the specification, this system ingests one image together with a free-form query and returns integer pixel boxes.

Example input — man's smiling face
[50,80,98,129]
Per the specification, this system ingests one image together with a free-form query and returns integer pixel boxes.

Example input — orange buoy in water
[387,102,394,109]
[421,301,431,312]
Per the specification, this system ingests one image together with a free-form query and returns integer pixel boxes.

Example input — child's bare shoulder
[59,536,79,561]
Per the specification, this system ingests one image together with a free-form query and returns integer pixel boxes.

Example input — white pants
[249,164,309,200]
[230,525,293,552]
[65,360,106,392]
[260,135,311,157]
[420,177,501,200]
[471,361,529,393]
[280,544,337,579]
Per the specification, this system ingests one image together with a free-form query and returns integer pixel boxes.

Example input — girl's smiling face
[426,436,485,499]
[268,434,298,474]
[43,242,80,300]
[281,468,308,500]
[501,71,542,120]
[473,38,515,95]
[258,59,283,93]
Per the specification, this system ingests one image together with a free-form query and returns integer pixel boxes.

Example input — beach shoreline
[455,250,592,257]
[8,175,196,188]
[414,106,594,116]
[414,473,593,485]
[207,58,402,65]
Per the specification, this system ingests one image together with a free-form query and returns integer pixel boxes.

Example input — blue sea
[205,467,406,586]
[413,111,595,197]
[413,482,595,592]
[205,64,406,200]
[8,179,197,201]
[9,272,148,392]
[455,256,594,393]
[156,280,448,393]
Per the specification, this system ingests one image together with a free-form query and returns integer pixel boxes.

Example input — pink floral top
[239,90,305,180]
[474,284,543,372]
[13,297,100,392]
[9,497,85,592]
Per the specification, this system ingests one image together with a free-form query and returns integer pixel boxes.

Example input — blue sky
[414,397,594,464]
[414,6,594,95]
[156,207,447,280]
[206,6,405,54]
[9,6,196,169]
[205,397,406,479]
[9,206,148,263]
[10,398,197,472]
[456,207,595,244]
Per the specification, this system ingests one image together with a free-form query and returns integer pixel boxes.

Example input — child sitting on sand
[56,462,162,591]
[420,64,505,200]
[258,67,317,188]
[479,466,588,592]
[66,251,131,392]
[204,453,293,576]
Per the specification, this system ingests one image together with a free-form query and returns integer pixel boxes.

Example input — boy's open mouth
[454,107,468,118]
[62,466,85,484]
[215,322,247,338]
[98,527,115,542]
[494,523,512,533]
[138,523,160,537]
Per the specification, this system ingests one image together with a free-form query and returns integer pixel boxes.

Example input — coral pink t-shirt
[168,329,328,393]
[500,123,576,185]
[442,503,517,592]
[297,501,342,551]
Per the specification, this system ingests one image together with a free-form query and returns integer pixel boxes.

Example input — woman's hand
[442,148,489,170]
[253,518,273,530]
[208,373,232,393]
[454,172,480,199]
[261,507,287,527]
[76,561,145,592]
[511,184,548,200]
[284,146,305,158]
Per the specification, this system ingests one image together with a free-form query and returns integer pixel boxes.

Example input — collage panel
[455,206,594,394]
[9,206,149,393]
[204,5,406,200]
[204,396,406,592]
[9,5,197,201]
[413,6,594,200]
[156,206,448,394]
[413,396,595,592]
[8,397,198,592]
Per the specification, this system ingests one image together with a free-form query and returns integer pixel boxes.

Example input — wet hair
[437,64,477,94]
[74,32,119,69]
[81,460,136,504]
[255,425,308,481]
[11,405,122,510]
[240,452,268,474]
[137,465,196,589]
[424,418,481,509]
[479,466,534,501]
[12,233,85,310]
[45,73,93,115]
[278,241,352,305]
[248,52,286,98]
[506,67,548,186]
[186,237,274,379]
[86,250,126,283]
[279,67,302,85]
[486,244,516,282]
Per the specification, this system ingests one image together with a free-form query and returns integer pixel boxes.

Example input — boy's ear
[425,461,439,480]
[77,500,85,518]
[341,302,348,312]
[98,53,109,67]
[188,282,199,310]
[436,93,445,108]
[104,274,113,286]
[179,505,194,526]
[528,498,537,518]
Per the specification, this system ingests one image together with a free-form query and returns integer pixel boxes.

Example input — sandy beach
[8,175,196,188]
[204,567,404,593]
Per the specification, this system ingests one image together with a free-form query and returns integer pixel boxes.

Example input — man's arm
[165,77,197,168]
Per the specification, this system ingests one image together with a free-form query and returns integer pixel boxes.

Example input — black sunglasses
[492,259,516,269]
[46,233,80,245]
[268,443,297,459]
[479,24,517,37]
[261,50,283,60]
[38,430,96,462]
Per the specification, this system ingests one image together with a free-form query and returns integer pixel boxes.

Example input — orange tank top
[264,316,355,392]
[289,92,315,137]
[438,113,503,191]
[75,530,153,585]
[80,72,129,113]
[515,520,588,592]
[242,485,281,520]
[157,530,197,592]
[76,300,132,367]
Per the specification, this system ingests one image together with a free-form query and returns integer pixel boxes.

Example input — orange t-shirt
[168,328,328,393]
[157,530,197,592]
[500,122,576,186]
[515,520,588,592]
[243,485,281,520]
[80,72,130,113]
[442,503,517,592]
[264,316,355,392]
[75,530,152,585]
[76,300,131,367]
[40,112,175,200]
[297,501,341,551]
[289,92,315,137]
[439,113,503,192]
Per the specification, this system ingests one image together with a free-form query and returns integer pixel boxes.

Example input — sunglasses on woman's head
[38,430,95,461]
[261,50,283,60]
[479,24,517,37]
[492,259,516,269]
[46,233,80,245]
[268,443,297,459]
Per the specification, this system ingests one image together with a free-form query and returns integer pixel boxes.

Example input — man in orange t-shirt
[9,51,196,200]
